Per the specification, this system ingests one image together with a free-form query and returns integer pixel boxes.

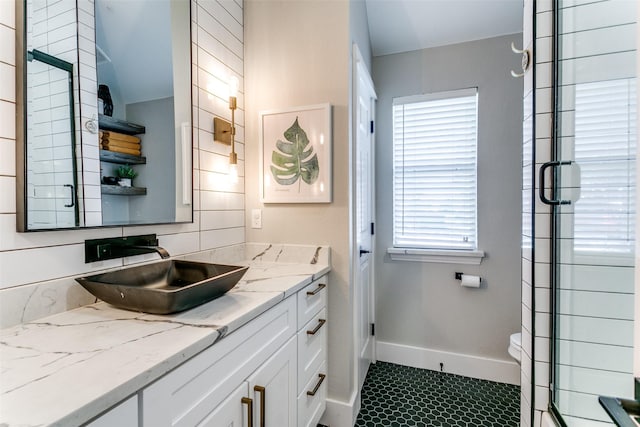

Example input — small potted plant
[115,165,138,187]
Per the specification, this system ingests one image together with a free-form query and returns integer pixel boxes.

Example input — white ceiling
[365,0,523,56]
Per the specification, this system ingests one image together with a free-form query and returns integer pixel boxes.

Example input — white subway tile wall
[77,0,101,226]
[0,0,245,327]
[521,0,536,425]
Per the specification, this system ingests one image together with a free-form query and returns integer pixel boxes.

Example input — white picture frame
[259,103,332,203]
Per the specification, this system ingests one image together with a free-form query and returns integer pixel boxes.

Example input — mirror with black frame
[17,0,193,231]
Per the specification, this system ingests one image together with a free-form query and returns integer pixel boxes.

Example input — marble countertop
[0,247,330,427]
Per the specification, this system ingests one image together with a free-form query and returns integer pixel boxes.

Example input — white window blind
[572,78,636,256]
[392,88,478,250]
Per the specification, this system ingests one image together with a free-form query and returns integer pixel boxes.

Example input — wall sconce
[213,76,239,182]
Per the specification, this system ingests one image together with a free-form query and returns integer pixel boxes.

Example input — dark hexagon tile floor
[354,362,520,427]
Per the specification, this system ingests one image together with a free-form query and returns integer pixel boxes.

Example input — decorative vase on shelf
[118,178,132,187]
[98,84,113,117]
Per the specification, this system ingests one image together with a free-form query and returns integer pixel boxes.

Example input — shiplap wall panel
[557,264,633,293]
[558,314,633,346]
[557,340,633,373]
[557,390,614,423]
[77,0,101,226]
[522,0,552,424]
[521,0,535,403]
[559,0,635,33]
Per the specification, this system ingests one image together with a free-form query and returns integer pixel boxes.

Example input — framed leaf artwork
[259,104,332,203]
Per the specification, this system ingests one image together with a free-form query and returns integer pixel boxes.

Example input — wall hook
[85,114,98,134]
[510,42,530,78]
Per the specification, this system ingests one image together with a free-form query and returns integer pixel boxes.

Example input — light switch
[251,208,262,229]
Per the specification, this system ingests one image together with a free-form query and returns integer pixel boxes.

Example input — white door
[353,44,377,392]
[247,337,297,427]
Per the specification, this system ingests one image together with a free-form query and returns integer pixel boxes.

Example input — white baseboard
[377,341,521,385]
[320,389,360,427]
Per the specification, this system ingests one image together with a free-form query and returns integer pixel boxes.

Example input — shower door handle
[539,161,572,206]
[64,184,75,207]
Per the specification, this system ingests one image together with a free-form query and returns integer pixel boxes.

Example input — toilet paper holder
[454,272,482,282]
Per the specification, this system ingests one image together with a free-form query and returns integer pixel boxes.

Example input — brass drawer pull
[241,396,253,427]
[306,373,326,396]
[306,283,326,296]
[306,318,326,335]
[254,385,265,427]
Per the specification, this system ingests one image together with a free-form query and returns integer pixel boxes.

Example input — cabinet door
[197,383,249,427]
[86,395,138,427]
[141,297,296,427]
[248,337,297,427]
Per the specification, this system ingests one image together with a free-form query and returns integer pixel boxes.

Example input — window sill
[387,248,485,265]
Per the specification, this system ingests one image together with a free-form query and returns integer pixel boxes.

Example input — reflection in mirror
[20,0,81,230]
[26,50,79,229]
[17,0,193,231]
[95,0,192,226]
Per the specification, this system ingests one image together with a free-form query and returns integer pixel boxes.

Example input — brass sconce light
[213,76,240,182]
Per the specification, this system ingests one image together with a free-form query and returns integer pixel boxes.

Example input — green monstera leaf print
[270,117,319,190]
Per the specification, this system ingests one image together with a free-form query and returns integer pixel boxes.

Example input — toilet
[508,332,522,364]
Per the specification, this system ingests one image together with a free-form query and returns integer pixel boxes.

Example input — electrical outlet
[251,209,262,229]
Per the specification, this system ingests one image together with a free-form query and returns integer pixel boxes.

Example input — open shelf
[98,114,145,135]
[101,185,147,196]
[99,150,146,165]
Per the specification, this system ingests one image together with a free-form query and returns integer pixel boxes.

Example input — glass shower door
[26,51,79,229]
[552,0,636,425]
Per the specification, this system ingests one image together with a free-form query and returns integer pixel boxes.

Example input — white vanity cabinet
[138,274,328,427]
[194,338,297,427]
[141,296,297,427]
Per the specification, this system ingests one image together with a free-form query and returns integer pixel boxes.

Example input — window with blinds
[392,88,478,250]
[572,78,636,256]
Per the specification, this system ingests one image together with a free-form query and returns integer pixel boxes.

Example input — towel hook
[510,42,530,78]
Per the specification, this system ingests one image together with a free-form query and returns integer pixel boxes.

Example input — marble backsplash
[0,243,330,329]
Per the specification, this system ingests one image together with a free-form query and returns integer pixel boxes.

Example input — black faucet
[128,244,170,259]
[85,234,170,263]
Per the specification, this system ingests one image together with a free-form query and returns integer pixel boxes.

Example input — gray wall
[100,97,176,226]
[372,34,523,362]
[127,97,176,224]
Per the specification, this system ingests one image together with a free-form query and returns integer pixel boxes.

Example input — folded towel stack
[101,131,142,156]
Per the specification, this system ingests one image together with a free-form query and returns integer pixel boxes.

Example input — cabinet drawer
[297,276,327,328]
[297,361,327,427]
[297,307,327,393]
[142,296,296,427]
